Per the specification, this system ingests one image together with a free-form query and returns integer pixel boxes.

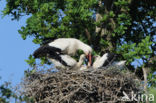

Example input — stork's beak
[85,52,92,67]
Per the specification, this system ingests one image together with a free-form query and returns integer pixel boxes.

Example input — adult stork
[33,38,92,67]
[93,53,126,69]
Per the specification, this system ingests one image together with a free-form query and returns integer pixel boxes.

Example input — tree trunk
[142,67,149,103]
[95,0,115,52]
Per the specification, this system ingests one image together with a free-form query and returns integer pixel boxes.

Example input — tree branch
[142,67,149,103]
[85,28,91,44]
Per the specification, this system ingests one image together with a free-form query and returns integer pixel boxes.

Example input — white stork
[75,54,86,68]
[111,60,126,69]
[93,53,126,69]
[33,38,92,67]
[49,54,86,69]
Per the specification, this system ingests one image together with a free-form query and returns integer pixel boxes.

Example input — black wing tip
[33,51,39,58]
[107,53,116,59]
[33,44,62,59]
[102,53,116,67]
[33,45,48,58]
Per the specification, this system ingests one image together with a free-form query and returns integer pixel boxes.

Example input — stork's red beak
[85,53,92,67]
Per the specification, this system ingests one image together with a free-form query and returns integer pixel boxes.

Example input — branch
[95,0,102,34]
[85,28,91,44]
[142,67,149,103]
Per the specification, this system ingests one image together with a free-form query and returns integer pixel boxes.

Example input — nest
[21,67,141,103]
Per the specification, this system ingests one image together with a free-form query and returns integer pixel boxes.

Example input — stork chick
[93,53,126,69]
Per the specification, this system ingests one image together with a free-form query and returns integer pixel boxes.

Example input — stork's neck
[76,59,84,68]
[76,55,85,68]
[77,40,92,53]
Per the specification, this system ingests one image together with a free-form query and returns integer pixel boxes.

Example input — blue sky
[0,1,39,86]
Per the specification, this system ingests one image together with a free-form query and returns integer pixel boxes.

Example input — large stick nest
[21,67,141,103]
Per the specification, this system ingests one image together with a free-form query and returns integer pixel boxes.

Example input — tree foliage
[3,0,156,87]
[0,77,34,103]
[0,82,12,103]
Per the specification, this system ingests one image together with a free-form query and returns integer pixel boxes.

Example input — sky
[0,1,39,86]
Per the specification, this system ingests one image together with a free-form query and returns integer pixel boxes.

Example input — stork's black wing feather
[33,45,70,67]
[48,53,70,67]
[103,53,116,66]
[33,45,62,58]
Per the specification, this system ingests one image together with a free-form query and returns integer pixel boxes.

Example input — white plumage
[79,65,88,71]
[48,38,92,56]
[49,54,86,69]
[75,54,86,68]
[93,53,126,69]
[111,60,126,69]
[93,53,108,69]
[49,55,77,69]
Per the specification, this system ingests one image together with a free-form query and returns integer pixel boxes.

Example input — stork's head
[85,52,92,67]
[82,45,92,66]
